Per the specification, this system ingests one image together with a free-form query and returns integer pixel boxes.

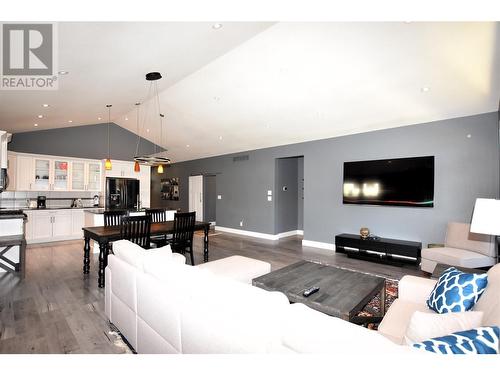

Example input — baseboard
[215,226,304,241]
[302,239,335,251]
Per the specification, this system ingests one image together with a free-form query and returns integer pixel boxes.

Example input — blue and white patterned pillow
[413,327,500,354]
[427,267,488,313]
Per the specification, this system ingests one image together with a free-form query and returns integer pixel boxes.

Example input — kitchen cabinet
[52,210,72,237]
[105,161,134,178]
[32,211,53,241]
[86,162,101,191]
[28,209,85,244]
[71,161,86,190]
[71,209,85,237]
[16,155,33,191]
[24,211,33,241]
[6,153,16,191]
[33,158,51,190]
[52,159,70,190]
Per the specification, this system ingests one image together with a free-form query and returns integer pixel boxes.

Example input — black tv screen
[343,156,434,207]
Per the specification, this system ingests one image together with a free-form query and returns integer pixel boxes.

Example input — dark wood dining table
[82,221,211,288]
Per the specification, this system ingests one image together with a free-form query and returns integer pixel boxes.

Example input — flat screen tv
[343,156,434,207]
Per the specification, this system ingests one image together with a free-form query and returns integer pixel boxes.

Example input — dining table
[82,220,211,288]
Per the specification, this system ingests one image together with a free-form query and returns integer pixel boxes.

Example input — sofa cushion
[404,311,484,344]
[378,299,433,345]
[196,255,271,284]
[445,222,495,257]
[473,263,500,327]
[427,267,488,313]
[421,247,496,269]
[280,303,408,353]
[113,239,175,270]
[412,326,500,354]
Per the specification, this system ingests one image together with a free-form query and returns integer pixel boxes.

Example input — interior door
[189,175,203,222]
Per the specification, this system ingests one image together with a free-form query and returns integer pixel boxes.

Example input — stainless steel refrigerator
[105,178,140,210]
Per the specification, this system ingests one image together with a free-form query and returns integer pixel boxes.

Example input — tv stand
[335,234,421,266]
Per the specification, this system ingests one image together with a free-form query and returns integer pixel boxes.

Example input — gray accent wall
[151,112,499,246]
[298,156,304,231]
[8,123,162,161]
[203,175,217,223]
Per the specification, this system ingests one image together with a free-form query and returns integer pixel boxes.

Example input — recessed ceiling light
[42,104,50,108]
[34,123,38,127]
[421,87,430,92]
[68,120,73,123]
[98,117,102,120]
[218,136,223,140]
[37,115,43,119]
[146,129,150,132]
[212,23,222,30]
[58,70,69,75]
[125,117,128,121]
[186,144,190,148]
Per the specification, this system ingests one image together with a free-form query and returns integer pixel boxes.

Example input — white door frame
[189,175,204,222]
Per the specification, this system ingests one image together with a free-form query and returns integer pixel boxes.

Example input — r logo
[2,23,53,76]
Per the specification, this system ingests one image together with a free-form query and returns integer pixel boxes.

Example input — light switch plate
[267,196,272,201]
[217,195,222,200]
[267,190,272,196]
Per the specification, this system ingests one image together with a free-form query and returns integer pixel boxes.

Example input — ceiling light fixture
[212,23,223,29]
[133,72,171,172]
[68,120,73,123]
[37,115,43,119]
[58,70,69,75]
[125,117,128,121]
[186,144,190,148]
[34,123,38,127]
[42,104,50,108]
[105,104,113,170]
[421,87,430,92]
[219,136,223,140]
[98,117,102,120]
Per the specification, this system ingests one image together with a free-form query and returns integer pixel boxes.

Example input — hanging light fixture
[134,72,171,169]
[105,104,113,170]
[133,102,141,172]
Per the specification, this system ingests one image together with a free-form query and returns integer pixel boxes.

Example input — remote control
[302,286,320,297]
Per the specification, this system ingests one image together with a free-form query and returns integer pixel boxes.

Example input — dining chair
[103,210,128,226]
[170,212,196,265]
[120,215,152,249]
[146,208,170,247]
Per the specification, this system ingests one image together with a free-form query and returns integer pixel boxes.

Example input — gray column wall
[275,157,299,233]
[150,112,499,246]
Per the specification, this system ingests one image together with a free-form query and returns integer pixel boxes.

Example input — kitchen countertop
[0,210,27,220]
[22,207,100,211]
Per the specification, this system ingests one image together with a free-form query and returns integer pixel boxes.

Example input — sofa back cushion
[473,263,500,326]
[113,239,173,270]
[445,222,495,257]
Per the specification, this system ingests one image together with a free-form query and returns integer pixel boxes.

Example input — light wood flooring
[0,231,424,354]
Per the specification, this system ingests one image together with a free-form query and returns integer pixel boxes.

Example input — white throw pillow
[404,310,484,345]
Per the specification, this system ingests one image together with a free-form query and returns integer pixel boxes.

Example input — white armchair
[420,222,496,274]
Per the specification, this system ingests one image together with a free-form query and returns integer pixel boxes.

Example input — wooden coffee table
[252,260,386,323]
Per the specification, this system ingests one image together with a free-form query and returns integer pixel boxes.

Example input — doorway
[275,156,304,236]
[188,175,203,221]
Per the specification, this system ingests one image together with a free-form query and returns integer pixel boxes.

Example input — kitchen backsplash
[0,190,100,209]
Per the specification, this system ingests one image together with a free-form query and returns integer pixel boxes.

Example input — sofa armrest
[398,275,437,304]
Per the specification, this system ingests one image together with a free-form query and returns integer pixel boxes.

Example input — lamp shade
[470,198,500,236]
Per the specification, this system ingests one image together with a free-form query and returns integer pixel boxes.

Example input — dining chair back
[171,212,196,265]
[145,208,168,223]
[120,215,152,249]
[104,210,128,227]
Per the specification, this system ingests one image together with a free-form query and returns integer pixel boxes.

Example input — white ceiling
[2,22,499,163]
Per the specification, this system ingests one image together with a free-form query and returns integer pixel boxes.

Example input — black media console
[335,233,422,266]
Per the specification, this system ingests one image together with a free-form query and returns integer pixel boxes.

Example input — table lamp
[470,198,500,263]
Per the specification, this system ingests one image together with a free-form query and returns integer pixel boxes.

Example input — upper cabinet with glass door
[86,162,101,191]
[33,158,51,190]
[71,161,85,191]
[53,160,70,190]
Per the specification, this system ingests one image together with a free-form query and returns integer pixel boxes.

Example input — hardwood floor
[0,231,424,354]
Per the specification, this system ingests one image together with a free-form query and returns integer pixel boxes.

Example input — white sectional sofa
[105,240,406,354]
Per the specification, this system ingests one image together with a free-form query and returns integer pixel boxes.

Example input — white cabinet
[6,153,16,191]
[71,161,86,191]
[24,211,33,241]
[105,161,134,178]
[86,162,101,191]
[71,210,85,237]
[32,211,53,241]
[33,158,51,190]
[16,155,33,191]
[52,159,70,190]
[52,210,72,238]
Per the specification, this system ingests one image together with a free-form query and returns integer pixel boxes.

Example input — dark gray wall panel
[203,175,217,223]
[275,157,299,233]
[9,123,161,161]
[151,112,499,246]
[298,156,304,230]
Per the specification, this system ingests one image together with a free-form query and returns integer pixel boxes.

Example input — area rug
[357,279,398,330]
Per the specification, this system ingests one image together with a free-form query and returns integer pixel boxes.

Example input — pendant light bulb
[157,164,164,174]
[105,158,112,170]
[134,161,141,172]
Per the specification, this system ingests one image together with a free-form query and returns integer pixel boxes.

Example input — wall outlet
[267,196,272,201]
[239,220,243,227]
[217,195,222,200]
[267,190,272,196]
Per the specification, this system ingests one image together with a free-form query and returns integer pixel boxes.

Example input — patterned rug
[357,279,398,330]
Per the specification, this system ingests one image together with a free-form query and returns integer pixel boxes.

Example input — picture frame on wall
[161,178,180,200]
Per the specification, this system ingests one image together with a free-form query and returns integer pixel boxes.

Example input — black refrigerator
[105,178,140,210]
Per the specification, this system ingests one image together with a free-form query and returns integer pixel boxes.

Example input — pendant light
[133,102,141,172]
[133,72,171,169]
[104,104,112,170]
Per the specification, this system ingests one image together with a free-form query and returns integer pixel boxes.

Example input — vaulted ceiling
[1,22,499,162]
